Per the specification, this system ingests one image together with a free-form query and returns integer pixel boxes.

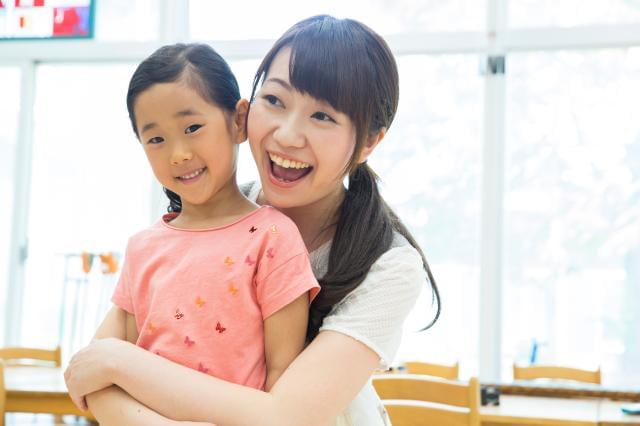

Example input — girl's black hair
[251,16,441,339]
[126,43,241,213]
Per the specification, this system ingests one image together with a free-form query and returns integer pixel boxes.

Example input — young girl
[69,43,320,420]
[65,16,440,426]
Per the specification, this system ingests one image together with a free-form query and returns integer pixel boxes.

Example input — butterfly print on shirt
[228,282,238,295]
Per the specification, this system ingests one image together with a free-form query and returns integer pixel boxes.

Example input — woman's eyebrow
[265,77,292,91]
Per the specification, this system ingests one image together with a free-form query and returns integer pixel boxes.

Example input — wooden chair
[0,347,62,426]
[0,361,5,426]
[0,346,61,367]
[373,374,480,426]
[404,361,460,380]
[513,363,601,384]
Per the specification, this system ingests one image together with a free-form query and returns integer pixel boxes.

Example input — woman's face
[248,48,357,210]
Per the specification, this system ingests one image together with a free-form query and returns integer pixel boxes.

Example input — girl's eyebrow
[265,78,292,91]
[140,109,202,134]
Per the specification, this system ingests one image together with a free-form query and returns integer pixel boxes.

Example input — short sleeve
[111,244,135,315]
[319,245,426,369]
[255,217,320,320]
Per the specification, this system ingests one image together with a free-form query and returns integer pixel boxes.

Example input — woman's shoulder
[336,235,426,308]
[369,234,425,277]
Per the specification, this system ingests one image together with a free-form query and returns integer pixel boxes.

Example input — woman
[65,15,440,426]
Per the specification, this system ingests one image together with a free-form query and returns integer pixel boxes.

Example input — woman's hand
[64,337,129,410]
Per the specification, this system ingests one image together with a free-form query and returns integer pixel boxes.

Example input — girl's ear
[233,99,250,144]
[357,127,386,164]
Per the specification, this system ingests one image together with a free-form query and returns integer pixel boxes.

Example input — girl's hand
[64,337,128,410]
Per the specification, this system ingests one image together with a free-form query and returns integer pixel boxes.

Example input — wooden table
[6,368,639,425]
[481,395,640,425]
[4,366,92,418]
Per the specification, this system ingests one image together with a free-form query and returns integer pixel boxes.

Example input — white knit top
[244,182,425,426]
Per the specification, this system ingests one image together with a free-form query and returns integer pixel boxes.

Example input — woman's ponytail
[308,162,441,339]
[308,162,393,338]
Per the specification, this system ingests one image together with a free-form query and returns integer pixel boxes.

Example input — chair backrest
[373,374,480,426]
[404,361,460,380]
[513,364,601,384]
[0,360,5,426]
[0,346,62,367]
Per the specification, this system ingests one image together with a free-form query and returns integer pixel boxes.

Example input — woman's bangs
[288,31,358,118]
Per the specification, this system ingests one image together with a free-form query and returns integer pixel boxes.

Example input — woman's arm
[70,306,182,424]
[263,293,309,391]
[67,330,379,426]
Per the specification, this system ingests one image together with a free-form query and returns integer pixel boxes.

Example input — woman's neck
[259,185,346,252]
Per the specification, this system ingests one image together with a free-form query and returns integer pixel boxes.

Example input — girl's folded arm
[110,330,379,426]
[263,293,309,391]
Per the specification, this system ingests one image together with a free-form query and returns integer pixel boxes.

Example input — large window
[509,0,640,28]
[19,64,152,354]
[189,0,485,40]
[94,0,159,41]
[504,48,640,386]
[0,67,21,344]
[3,1,640,387]
[374,54,483,377]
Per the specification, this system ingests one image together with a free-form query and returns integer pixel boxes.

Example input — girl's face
[248,48,357,210]
[134,80,246,210]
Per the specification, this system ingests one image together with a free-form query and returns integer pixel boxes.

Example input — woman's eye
[185,124,202,134]
[147,136,164,145]
[311,112,336,123]
[263,94,283,107]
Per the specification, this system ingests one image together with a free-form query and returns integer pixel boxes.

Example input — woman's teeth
[179,168,205,180]
[269,153,310,169]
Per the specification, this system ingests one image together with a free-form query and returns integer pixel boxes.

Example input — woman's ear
[357,128,386,164]
[233,99,250,144]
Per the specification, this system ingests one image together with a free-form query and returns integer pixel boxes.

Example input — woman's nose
[273,115,306,149]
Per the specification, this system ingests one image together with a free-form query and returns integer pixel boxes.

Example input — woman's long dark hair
[251,15,441,340]
[126,43,241,212]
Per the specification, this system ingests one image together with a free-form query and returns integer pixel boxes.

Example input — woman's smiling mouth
[268,152,313,184]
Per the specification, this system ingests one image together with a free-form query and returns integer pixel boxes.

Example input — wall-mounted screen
[0,0,94,40]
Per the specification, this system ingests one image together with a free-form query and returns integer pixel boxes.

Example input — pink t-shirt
[112,206,320,390]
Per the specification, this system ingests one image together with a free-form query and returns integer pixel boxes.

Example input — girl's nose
[170,144,193,165]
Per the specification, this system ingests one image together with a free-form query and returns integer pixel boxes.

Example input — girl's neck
[259,185,346,252]
[171,182,257,230]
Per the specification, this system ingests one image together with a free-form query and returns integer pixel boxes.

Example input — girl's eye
[185,124,202,134]
[263,94,283,107]
[311,111,336,123]
[147,136,164,145]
